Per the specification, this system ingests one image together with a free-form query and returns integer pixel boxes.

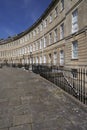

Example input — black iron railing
[0,63,87,105]
[32,64,87,105]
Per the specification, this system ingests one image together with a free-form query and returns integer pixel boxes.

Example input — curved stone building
[0,0,87,69]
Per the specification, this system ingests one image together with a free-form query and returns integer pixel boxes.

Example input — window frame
[60,23,64,39]
[55,6,58,17]
[72,41,78,59]
[49,13,52,23]
[53,52,57,65]
[60,50,64,66]
[61,0,64,11]
[72,9,78,33]
[54,28,58,42]
[43,37,47,48]
[49,32,52,45]
[44,19,47,28]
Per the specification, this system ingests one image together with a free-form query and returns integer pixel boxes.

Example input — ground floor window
[30,58,32,64]
[60,50,64,66]
[43,55,46,64]
[49,54,52,64]
[53,52,57,65]
[36,57,39,64]
[22,59,25,64]
[71,69,78,78]
[72,41,78,59]
[40,56,42,64]
[33,58,35,64]
[25,58,29,64]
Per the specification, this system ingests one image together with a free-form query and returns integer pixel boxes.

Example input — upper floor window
[40,23,43,31]
[28,45,30,53]
[54,28,58,42]
[44,19,47,28]
[25,47,27,54]
[35,30,36,35]
[22,48,24,55]
[27,46,28,53]
[43,37,47,48]
[36,42,38,51]
[60,23,64,39]
[49,13,52,23]
[40,39,43,49]
[33,43,36,52]
[37,27,39,34]
[30,45,33,52]
[33,30,36,36]
[20,39,22,44]
[55,6,58,17]
[61,0,64,11]
[49,32,52,45]
[30,32,33,38]
[25,36,27,42]
[28,34,30,39]
[72,41,78,59]
[72,9,78,33]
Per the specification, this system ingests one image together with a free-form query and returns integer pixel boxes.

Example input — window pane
[60,50,64,65]
[60,23,64,39]
[72,41,78,58]
[72,9,78,33]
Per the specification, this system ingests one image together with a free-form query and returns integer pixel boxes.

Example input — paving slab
[0,67,87,130]
[9,124,31,130]
[0,129,8,130]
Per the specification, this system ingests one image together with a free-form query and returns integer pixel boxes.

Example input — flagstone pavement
[0,67,87,130]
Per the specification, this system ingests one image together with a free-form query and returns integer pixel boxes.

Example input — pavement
[0,67,87,130]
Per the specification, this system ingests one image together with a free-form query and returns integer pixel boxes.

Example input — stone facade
[0,0,87,69]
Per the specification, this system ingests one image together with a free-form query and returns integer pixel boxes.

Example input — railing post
[78,69,80,101]
[83,68,86,104]
[81,68,83,102]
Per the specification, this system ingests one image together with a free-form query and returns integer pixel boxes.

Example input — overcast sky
[0,0,52,39]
